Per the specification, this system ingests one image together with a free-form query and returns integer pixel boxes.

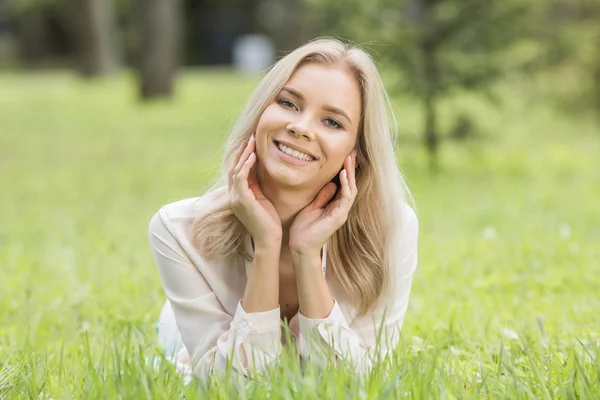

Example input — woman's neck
[259,177,317,246]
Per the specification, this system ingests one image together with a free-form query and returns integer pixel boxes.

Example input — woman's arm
[242,244,281,313]
[293,251,335,318]
[293,204,418,372]
[149,209,282,383]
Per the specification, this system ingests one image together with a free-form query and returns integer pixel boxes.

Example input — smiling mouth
[274,140,317,162]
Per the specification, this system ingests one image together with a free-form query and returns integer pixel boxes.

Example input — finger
[234,136,255,176]
[332,163,349,201]
[337,169,355,214]
[234,138,247,164]
[311,182,338,209]
[239,152,256,187]
[230,138,248,174]
[348,155,357,195]
[340,155,355,198]
[234,151,255,195]
[247,150,259,185]
[341,169,352,199]
[234,135,254,174]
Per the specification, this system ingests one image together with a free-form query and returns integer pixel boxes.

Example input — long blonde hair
[193,38,411,315]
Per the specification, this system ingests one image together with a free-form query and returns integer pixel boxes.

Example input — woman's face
[255,63,361,191]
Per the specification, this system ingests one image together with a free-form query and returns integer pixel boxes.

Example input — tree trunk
[74,0,120,77]
[0,0,15,65]
[16,8,46,62]
[421,36,440,172]
[594,34,600,124]
[138,0,181,100]
[423,90,438,172]
[412,0,441,171]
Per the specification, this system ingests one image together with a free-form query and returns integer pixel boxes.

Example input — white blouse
[148,191,418,383]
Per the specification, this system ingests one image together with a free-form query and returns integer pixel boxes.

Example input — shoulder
[399,201,418,240]
[149,187,227,237]
[387,201,418,279]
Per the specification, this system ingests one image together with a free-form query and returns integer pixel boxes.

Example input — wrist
[290,248,322,270]
[253,242,281,260]
[253,236,282,253]
[289,241,322,258]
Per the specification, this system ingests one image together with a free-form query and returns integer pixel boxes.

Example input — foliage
[0,70,599,398]
[310,0,536,168]
[9,0,59,13]
[523,0,600,114]
[313,0,530,96]
[10,0,133,14]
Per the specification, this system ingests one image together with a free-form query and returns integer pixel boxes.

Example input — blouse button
[240,320,248,328]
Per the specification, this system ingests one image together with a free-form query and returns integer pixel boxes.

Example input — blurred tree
[74,0,121,76]
[256,0,318,52]
[528,0,600,121]
[9,0,120,74]
[595,35,600,122]
[0,0,15,65]
[137,0,181,100]
[310,0,531,170]
[9,0,71,63]
[6,0,320,69]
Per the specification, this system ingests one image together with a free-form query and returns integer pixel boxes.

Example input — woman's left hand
[289,154,357,257]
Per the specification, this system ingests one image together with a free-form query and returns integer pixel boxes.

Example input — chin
[263,163,309,188]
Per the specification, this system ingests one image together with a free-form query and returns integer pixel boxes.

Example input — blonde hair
[193,38,412,315]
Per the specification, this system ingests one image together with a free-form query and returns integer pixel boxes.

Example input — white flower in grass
[501,328,519,341]
[481,226,497,241]
[410,336,425,354]
[559,223,571,239]
[411,336,424,346]
[80,321,90,332]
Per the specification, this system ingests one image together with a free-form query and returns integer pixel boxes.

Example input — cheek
[322,139,353,168]
[256,106,284,135]
[255,107,281,157]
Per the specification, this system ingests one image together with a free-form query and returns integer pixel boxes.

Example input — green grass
[0,69,599,399]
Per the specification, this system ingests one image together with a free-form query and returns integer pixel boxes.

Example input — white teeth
[277,142,314,161]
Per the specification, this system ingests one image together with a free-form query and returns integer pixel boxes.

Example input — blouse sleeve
[296,204,418,372]
[148,208,282,383]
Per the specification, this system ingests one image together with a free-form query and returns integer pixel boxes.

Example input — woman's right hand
[228,135,282,249]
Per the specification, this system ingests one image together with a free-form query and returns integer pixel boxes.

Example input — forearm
[293,251,334,318]
[242,245,281,312]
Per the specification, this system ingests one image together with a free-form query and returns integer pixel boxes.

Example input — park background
[0,0,599,398]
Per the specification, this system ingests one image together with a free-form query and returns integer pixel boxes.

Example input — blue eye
[278,99,298,110]
[324,118,343,129]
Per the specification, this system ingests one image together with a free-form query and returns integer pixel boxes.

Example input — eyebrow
[281,86,353,124]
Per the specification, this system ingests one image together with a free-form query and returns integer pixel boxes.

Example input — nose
[286,118,314,141]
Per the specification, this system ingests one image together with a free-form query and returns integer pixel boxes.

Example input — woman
[149,38,418,383]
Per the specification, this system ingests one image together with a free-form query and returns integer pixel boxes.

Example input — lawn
[0,70,599,399]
